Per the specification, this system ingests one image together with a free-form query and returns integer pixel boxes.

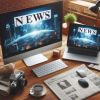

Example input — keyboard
[32,59,68,77]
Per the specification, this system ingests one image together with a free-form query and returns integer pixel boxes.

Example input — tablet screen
[67,23,100,51]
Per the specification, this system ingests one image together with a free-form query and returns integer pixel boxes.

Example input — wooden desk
[0,34,100,100]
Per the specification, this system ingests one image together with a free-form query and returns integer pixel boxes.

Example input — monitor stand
[23,54,48,66]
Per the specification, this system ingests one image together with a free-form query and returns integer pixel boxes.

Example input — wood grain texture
[0,0,100,99]
[0,34,100,100]
[0,0,58,14]
[63,0,100,27]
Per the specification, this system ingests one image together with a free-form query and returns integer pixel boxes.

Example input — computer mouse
[76,69,87,78]
[78,79,89,88]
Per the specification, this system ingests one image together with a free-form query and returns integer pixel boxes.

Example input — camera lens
[10,81,17,88]
[10,81,18,94]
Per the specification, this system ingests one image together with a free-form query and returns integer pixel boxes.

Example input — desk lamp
[89,1,100,26]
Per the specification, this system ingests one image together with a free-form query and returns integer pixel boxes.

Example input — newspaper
[44,64,100,100]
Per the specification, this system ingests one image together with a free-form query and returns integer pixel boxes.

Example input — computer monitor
[67,23,100,56]
[0,1,63,65]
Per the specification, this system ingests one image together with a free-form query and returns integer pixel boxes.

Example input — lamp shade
[89,1,100,14]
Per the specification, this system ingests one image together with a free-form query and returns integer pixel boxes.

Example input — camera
[9,71,27,94]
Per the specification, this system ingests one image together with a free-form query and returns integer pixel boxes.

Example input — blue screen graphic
[67,24,100,50]
[0,2,62,58]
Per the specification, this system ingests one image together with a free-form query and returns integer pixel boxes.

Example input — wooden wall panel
[0,0,58,14]
[63,0,100,27]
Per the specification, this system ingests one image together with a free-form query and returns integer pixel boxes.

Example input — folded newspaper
[44,64,100,100]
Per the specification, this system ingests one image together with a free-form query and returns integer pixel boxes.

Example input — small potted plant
[63,13,77,35]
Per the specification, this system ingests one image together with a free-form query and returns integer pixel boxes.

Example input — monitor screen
[0,1,62,64]
[67,23,100,51]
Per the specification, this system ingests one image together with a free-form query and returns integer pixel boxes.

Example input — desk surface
[0,34,100,100]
